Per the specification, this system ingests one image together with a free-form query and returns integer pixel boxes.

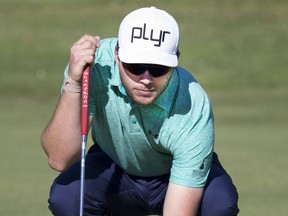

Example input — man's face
[116,55,173,105]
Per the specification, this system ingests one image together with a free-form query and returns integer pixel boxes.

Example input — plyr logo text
[131,23,171,47]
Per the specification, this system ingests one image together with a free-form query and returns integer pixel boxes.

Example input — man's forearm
[42,34,99,171]
[163,183,203,216]
[41,90,82,171]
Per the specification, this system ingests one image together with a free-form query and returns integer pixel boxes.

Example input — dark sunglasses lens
[125,64,146,75]
[148,66,170,77]
[123,63,170,77]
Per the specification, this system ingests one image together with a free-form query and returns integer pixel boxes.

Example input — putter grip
[81,65,90,136]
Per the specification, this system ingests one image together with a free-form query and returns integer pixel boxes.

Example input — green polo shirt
[63,38,214,188]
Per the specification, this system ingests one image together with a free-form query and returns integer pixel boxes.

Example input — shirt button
[131,118,137,124]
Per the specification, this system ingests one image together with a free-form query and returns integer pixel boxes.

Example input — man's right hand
[68,34,101,82]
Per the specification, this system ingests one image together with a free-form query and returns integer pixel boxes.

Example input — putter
[80,65,90,216]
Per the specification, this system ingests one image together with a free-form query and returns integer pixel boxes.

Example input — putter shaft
[80,135,87,216]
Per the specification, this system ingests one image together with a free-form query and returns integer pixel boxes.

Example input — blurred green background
[0,0,287,215]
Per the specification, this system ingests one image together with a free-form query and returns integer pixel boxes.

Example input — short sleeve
[161,80,214,188]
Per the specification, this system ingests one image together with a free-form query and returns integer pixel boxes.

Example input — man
[41,7,239,216]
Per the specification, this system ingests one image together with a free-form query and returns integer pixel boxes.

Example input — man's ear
[114,47,120,65]
[177,49,180,59]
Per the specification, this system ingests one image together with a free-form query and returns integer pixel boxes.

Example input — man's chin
[132,96,156,106]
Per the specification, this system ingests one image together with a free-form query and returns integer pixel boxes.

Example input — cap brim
[118,48,178,67]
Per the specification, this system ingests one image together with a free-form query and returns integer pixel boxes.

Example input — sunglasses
[122,63,171,78]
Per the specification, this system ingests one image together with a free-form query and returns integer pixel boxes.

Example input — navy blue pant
[48,144,239,216]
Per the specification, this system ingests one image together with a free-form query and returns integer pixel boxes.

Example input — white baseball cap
[118,7,180,67]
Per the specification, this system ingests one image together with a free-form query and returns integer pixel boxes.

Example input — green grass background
[0,0,287,215]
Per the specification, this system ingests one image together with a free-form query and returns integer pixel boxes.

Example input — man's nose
[139,71,153,85]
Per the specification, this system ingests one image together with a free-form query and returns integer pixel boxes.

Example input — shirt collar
[110,62,128,96]
[110,62,121,86]
[154,68,179,111]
